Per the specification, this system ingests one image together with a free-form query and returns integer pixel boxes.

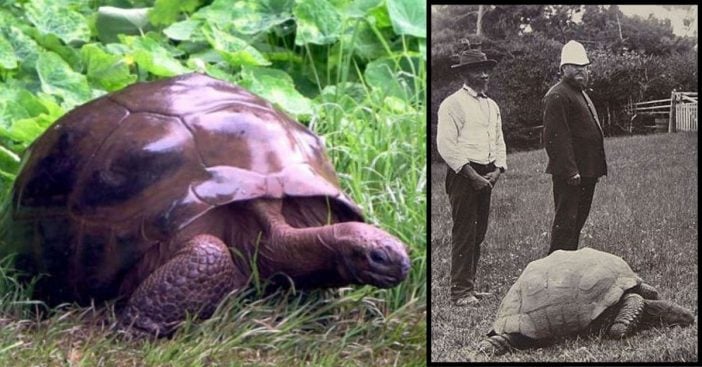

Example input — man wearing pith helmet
[542,40,607,255]
[437,49,507,306]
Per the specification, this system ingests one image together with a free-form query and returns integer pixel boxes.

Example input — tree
[529,5,583,42]
[480,5,545,39]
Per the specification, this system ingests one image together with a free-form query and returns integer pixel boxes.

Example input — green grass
[0,104,426,367]
[0,2,426,365]
[0,65,426,367]
[431,132,697,363]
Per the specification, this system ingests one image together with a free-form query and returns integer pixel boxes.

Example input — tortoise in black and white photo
[0,73,411,336]
[477,247,695,355]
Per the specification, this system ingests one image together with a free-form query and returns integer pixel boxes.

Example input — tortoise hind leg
[608,293,645,338]
[119,234,242,337]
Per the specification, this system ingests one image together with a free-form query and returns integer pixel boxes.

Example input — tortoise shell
[3,73,363,304]
[492,248,642,339]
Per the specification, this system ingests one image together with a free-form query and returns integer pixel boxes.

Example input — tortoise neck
[248,199,347,287]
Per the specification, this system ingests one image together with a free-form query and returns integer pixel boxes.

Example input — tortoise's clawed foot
[111,311,163,341]
[117,307,177,339]
[477,335,511,356]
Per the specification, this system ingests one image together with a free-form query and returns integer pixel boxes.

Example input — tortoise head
[642,299,695,326]
[332,222,411,288]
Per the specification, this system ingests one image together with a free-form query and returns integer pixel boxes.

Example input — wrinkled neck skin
[247,199,410,290]
[250,199,346,287]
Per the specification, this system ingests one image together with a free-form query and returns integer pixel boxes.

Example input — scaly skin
[119,199,410,337]
[609,293,645,338]
[249,199,411,289]
[119,234,240,337]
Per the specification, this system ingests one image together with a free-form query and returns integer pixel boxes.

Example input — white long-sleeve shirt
[436,85,507,173]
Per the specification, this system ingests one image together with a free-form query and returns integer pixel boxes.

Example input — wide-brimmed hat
[451,49,497,70]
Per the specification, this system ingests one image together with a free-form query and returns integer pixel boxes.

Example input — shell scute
[3,73,363,304]
[492,248,642,339]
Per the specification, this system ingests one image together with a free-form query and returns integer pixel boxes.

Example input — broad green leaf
[384,95,416,114]
[317,82,368,111]
[240,66,313,118]
[14,89,50,119]
[2,117,47,144]
[386,0,426,38]
[231,0,294,35]
[201,66,239,85]
[122,36,190,77]
[164,19,200,41]
[348,20,386,60]
[342,0,382,19]
[32,33,83,72]
[364,56,421,101]
[149,0,202,26]
[81,43,137,91]
[0,33,17,69]
[202,25,270,67]
[0,86,64,146]
[0,88,34,129]
[35,51,91,109]
[294,0,342,46]
[0,8,18,26]
[367,2,392,29]
[24,0,90,44]
[96,6,152,43]
[193,0,293,35]
[4,26,41,73]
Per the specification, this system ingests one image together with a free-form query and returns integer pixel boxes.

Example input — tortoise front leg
[608,293,645,338]
[119,234,242,337]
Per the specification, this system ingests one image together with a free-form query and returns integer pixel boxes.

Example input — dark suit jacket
[542,80,607,178]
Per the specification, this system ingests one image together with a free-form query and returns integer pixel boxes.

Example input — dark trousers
[445,162,494,299]
[548,175,598,254]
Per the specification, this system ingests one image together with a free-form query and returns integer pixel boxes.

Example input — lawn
[430,132,698,363]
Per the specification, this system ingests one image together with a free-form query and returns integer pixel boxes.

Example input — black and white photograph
[430,4,698,363]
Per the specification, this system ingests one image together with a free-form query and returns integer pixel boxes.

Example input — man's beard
[466,78,489,93]
[567,73,588,89]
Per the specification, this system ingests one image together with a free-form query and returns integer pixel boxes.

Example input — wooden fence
[676,103,698,131]
[625,91,698,133]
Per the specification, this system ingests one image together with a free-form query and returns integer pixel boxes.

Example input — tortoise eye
[369,249,388,264]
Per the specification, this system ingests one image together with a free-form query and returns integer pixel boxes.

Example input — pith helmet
[451,49,497,70]
[560,40,590,67]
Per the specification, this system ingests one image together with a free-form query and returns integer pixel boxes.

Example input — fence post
[668,89,676,133]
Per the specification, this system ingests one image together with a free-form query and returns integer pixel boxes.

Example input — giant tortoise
[0,73,410,336]
[478,248,694,355]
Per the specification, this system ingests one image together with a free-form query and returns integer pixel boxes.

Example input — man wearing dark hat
[437,49,507,306]
[542,40,607,255]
